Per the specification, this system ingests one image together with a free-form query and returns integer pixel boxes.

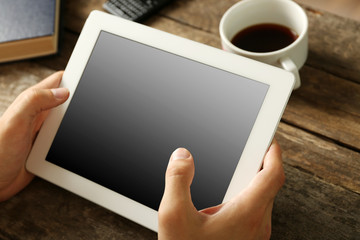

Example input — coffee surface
[231,23,298,53]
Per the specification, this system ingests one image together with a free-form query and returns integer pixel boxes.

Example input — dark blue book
[0,0,61,63]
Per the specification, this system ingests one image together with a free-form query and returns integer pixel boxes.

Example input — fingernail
[51,88,69,100]
[172,148,191,161]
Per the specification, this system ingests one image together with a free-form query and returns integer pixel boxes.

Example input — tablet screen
[46,31,269,210]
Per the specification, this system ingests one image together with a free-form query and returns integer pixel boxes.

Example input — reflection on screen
[46,31,269,210]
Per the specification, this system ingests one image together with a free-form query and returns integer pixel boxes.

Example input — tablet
[26,10,294,232]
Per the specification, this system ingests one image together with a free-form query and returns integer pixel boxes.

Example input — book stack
[0,0,61,63]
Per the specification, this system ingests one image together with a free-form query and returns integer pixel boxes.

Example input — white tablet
[26,10,294,232]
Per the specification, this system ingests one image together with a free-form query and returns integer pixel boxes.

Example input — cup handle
[279,57,301,90]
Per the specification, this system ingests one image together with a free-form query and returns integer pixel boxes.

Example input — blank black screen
[46,31,269,210]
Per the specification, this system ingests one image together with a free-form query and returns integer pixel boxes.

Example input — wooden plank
[0,157,358,239]
[276,122,360,194]
[0,31,77,116]
[152,3,360,151]
[296,0,360,26]
[3,0,358,166]
[159,0,238,34]
[0,178,156,240]
[33,0,360,153]
[61,0,237,38]
[146,16,219,48]
[283,65,360,150]
[156,1,360,151]
[0,32,78,116]
[161,0,360,83]
[304,5,360,84]
[61,0,228,39]
[0,1,358,239]
[0,62,55,116]
[60,6,360,150]
[62,0,360,83]
[61,1,220,48]
[272,165,360,240]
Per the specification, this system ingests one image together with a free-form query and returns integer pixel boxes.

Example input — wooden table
[1,1,359,239]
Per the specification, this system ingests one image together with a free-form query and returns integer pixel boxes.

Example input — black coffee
[231,23,298,53]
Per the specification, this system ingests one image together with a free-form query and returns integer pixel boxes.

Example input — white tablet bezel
[26,10,294,232]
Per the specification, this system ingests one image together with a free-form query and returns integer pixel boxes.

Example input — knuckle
[158,205,175,222]
[16,88,50,116]
[275,164,286,188]
[158,203,185,226]
[20,88,43,105]
[166,160,193,178]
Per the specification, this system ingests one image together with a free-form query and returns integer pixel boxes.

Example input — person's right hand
[158,140,285,240]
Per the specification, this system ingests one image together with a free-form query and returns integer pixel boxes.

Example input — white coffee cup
[219,0,308,89]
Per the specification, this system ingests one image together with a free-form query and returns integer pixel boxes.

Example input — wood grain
[276,122,360,194]
[0,62,55,116]
[59,0,360,150]
[161,0,360,84]
[305,7,360,84]
[272,165,360,240]
[0,0,359,239]
[296,0,360,22]
[61,0,360,85]
[0,136,358,239]
[0,178,157,240]
[283,65,360,150]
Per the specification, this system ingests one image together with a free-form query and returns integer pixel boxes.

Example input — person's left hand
[0,71,69,202]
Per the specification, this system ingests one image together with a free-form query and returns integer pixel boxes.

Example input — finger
[263,139,283,171]
[31,71,64,90]
[162,148,195,205]
[261,139,285,195]
[258,198,275,240]
[11,87,69,123]
[246,140,285,202]
[158,148,196,222]
[227,140,284,215]
[0,166,34,202]
[200,203,224,215]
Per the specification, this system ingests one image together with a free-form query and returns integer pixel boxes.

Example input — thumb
[165,148,194,202]
[15,87,69,120]
[159,148,196,221]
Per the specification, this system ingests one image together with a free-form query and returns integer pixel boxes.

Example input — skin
[158,141,285,240]
[0,71,285,239]
[0,71,69,202]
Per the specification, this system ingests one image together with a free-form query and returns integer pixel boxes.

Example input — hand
[158,140,285,240]
[0,71,69,202]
